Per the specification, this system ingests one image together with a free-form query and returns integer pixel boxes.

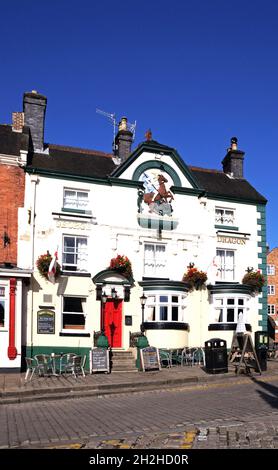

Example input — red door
[104,300,122,348]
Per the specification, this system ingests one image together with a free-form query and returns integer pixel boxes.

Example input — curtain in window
[76,238,87,271]
[144,244,155,276]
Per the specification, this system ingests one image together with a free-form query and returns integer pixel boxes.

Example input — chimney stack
[114,117,133,162]
[222,137,245,178]
[23,90,47,153]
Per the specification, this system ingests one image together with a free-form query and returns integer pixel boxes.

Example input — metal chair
[34,354,52,376]
[24,357,39,381]
[159,349,172,368]
[59,353,77,374]
[64,355,86,378]
[192,347,206,366]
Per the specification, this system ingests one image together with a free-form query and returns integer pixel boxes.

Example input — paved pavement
[1,358,278,405]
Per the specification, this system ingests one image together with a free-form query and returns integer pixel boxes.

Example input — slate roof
[26,139,266,203]
[189,166,267,203]
[29,143,115,178]
[0,124,29,156]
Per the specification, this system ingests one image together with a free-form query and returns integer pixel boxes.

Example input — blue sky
[1,1,278,248]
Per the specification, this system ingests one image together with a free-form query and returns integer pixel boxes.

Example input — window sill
[61,208,91,215]
[208,323,252,331]
[143,322,189,330]
[61,271,91,277]
[59,331,91,337]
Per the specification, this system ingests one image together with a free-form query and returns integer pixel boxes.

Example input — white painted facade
[17,143,266,360]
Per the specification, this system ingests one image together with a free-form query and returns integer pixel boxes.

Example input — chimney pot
[12,112,24,132]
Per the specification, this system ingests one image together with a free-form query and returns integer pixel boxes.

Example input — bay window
[144,293,185,323]
[214,296,247,324]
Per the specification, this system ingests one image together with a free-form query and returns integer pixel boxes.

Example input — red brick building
[0,113,31,370]
[267,247,278,344]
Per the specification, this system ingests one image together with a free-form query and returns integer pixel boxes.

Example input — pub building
[1,91,268,372]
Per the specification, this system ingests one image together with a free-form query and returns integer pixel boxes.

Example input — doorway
[104,300,122,348]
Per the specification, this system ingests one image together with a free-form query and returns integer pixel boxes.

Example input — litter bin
[204,338,228,374]
[255,331,268,372]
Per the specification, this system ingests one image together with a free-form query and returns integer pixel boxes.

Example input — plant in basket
[242,268,265,293]
[36,251,61,281]
[109,255,133,279]
[182,263,208,290]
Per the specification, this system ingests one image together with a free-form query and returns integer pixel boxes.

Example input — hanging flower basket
[109,255,133,279]
[182,264,208,290]
[242,269,265,292]
[36,251,61,280]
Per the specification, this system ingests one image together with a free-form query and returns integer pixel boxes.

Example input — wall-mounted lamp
[101,291,108,333]
[111,287,118,300]
[3,232,10,248]
[140,293,147,334]
[246,266,254,273]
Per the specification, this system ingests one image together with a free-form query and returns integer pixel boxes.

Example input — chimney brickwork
[115,117,133,162]
[222,137,245,178]
[23,90,47,153]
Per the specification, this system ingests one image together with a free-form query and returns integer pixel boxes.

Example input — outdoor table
[50,354,62,375]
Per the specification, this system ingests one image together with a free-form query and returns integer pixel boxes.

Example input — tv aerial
[96,108,137,152]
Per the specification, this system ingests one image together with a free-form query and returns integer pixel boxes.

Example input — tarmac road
[1,374,278,449]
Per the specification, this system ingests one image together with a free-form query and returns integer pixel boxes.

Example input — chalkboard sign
[37,310,55,334]
[140,346,161,372]
[90,348,110,373]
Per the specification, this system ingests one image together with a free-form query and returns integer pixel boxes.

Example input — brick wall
[267,248,278,342]
[0,164,25,265]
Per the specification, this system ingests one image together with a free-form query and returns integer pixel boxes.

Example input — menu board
[140,346,161,372]
[37,310,55,334]
[90,348,110,373]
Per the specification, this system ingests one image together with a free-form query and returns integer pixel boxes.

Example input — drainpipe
[7,278,17,359]
[30,174,39,356]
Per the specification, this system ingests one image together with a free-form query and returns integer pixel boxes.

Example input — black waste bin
[204,338,228,374]
[256,345,267,371]
[255,331,268,372]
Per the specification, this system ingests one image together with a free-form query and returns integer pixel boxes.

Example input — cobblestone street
[1,373,277,450]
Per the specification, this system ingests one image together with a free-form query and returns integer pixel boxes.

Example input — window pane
[238,299,244,305]
[63,313,85,329]
[63,297,84,312]
[147,306,156,321]
[218,310,223,322]
[227,309,235,322]
[172,306,178,321]
[0,300,5,327]
[159,306,168,321]
[0,287,5,297]
[227,299,235,305]
[160,295,168,302]
[172,296,178,303]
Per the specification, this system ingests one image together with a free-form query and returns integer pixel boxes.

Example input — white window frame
[267,265,275,276]
[61,295,87,331]
[144,292,187,323]
[0,283,8,330]
[144,243,167,278]
[216,249,235,281]
[215,206,235,226]
[212,295,248,324]
[63,188,90,212]
[268,304,276,315]
[268,285,275,295]
[62,235,88,272]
